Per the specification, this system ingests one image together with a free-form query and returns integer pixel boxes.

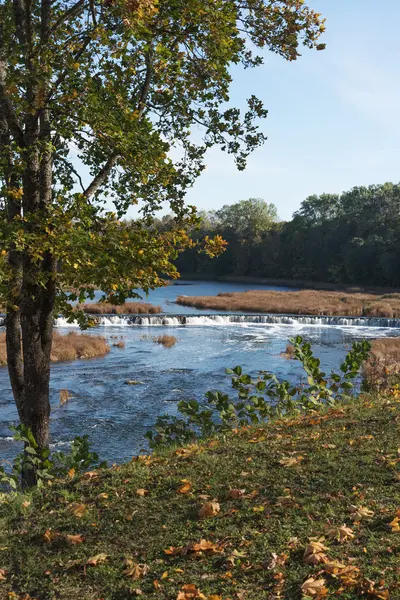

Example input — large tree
[0,0,325,483]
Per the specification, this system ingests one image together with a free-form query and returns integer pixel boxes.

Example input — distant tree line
[161,184,400,286]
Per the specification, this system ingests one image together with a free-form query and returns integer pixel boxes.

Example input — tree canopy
[0,0,326,481]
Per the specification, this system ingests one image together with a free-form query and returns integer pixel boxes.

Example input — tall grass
[363,337,400,390]
[0,332,110,366]
[177,290,400,318]
[77,302,161,314]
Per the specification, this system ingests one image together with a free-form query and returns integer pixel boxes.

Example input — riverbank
[177,289,400,318]
[179,273,400,294]
[1,393,399,599]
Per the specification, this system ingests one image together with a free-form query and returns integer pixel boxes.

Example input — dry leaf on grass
[68,503,87,518]
[228,488,246,498]
[198,501,220,518]
[123,559,149,579]
[165,539,222,556]
[177,480,192,494]
[66,534,85,545]
[176,584,206,599]
[0,569,7,581]
[301,576,328,598]
[136,488,149,497]
[389,515,400,532]
[279,455,304,467]
[303,541,329,565]
[349,505,374,520]
[86,553,108,566]
[326,524,354,543]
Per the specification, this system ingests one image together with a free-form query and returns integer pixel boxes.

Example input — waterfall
[50,313,400,328]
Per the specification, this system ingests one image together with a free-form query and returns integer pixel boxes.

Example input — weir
[52,313,400,328]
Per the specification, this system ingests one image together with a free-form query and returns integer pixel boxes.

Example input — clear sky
[181,0,400,221]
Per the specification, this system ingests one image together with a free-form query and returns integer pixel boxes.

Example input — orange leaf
[228,489,246,498]
[136,488,149,497]
[66,534,85,545]
[177,480,192,494]
[176,584,206,599]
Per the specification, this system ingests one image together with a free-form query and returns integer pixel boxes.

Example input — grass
[154,335,177,348]
[363,337,400,391]
[0,394,399,599]
[177,289,400,318]
[77,302,162,315]
[0,332,110,366]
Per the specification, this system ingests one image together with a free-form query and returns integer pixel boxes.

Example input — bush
[363,337,400,391]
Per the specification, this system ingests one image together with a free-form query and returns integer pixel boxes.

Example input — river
[1,280,399,466]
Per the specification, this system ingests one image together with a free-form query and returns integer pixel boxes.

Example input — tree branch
[0,25,25,147]
[83,154,119,198]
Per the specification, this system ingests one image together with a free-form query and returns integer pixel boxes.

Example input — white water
[53,313,400,328]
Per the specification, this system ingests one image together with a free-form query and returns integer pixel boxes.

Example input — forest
[171,183,400,287]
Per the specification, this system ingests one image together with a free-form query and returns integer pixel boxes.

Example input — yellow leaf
[161,570,169,579]
[68,467,75,479]
[389,516,400,532]
[176,584,206,599]
[198,501,220,519]
[191,539,222,554]
[136,488,149,497]
[86,553,108,566]
[43,529,53,543]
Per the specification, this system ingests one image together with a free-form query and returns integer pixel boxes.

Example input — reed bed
[363,337,400,391]
[77,302,162,315]
[153,335,177,348]
[0,332,110,366]
[177,290,400,318]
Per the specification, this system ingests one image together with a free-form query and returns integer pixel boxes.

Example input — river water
[1,280,399,466]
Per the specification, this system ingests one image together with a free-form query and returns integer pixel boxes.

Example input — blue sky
[182,0,400,220]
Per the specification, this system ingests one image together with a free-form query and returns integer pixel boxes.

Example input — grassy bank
[0,332,110,366]
[1,394,399,599]
[177,289,400,318]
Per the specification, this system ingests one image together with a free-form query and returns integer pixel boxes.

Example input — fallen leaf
[323,561,347,575]
[136,488,149,497]
[68,503,87,518]
[68,467,75,479]
[22,500,31,508]
[177,480,192,494]
[123,559,149,579]
[82,471,99,480]
[43,529,53,544]
[66,534,85,545]
[198,501,220,518]
[303,541,329,565]
[301,576,328,598]
[96,492,109,501]
[349,505,374,520]
[0,569,7,581]
[228,489,246,499]
[191,539,222,554]
[164,546,184,556]
[176,584,206,599]
[327,524,354,543]
[279,455,304,467]
[389,516,400,532]
[86,553,108,566]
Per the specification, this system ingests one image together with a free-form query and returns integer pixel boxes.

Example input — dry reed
[363,337,400,391]
[77,302,161,315]
[59,389,70,405]
[0,332,110,366]
[177,290,400,318]
[112,340,126,349]
[280,344,295,359]
[154,335,177,348]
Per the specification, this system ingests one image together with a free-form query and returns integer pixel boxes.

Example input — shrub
[154,335,177,348]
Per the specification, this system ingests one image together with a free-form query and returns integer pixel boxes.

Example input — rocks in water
[125,380,143,385]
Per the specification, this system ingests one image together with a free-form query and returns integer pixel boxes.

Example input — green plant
[146,336,371,448]
[0,429,106,492]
